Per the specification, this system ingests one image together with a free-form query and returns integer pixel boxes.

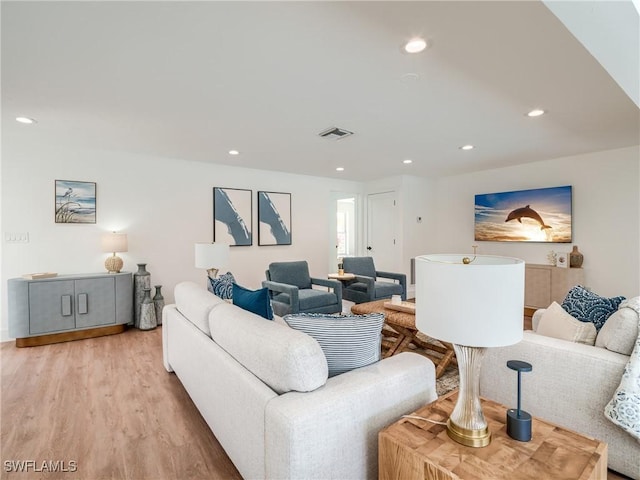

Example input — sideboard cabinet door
[74,277,116,328]
[28,280,76,334]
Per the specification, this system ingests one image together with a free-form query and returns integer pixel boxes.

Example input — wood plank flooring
[1,328,241,480]
[0,327,631,480]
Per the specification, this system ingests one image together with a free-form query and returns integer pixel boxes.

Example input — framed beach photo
[258,191,291,246]
[213,187,252,246]
[55,180,96,224]
[474,185,572,243]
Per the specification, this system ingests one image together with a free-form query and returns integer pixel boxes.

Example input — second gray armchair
[262,261,343,316]
[342,256,406,304]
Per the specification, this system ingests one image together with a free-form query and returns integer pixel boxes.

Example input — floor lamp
[415,254,524,447]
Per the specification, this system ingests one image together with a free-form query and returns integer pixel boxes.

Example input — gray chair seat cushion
[274,289,339,311]
[348,281,402,298]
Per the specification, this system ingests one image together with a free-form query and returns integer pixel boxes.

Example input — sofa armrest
[265,352,437,480]
[480,331,636,475]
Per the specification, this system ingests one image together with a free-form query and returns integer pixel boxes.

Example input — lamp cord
[402,414,448,426]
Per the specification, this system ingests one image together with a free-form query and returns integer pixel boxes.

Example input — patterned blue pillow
[208,272,235,300]
[561,285,625,331]
[283,313,384,377]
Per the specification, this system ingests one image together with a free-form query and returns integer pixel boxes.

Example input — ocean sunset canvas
[475,186,572,242]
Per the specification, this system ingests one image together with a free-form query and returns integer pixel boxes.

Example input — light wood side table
[379,391,607,480]
[327,272,356,281]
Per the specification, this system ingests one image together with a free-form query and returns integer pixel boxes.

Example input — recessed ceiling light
[404,38,427,54]
[228,150,239,155]
[527,109,545,117]
[403,159,413,164]
[460,145,475,150]
[16,116,36,124]
[336,167,344,172]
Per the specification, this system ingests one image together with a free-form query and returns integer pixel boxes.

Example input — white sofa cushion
[208,303,328,394]
[536,301,597,345]
[596,303,639,356]
[174,281,226,337]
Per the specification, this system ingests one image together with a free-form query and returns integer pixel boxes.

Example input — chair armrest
[262,280,299,310]
[376,271,407,300]
[310,277,343,304]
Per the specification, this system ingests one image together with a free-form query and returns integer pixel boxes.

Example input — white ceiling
[2,1,639,181]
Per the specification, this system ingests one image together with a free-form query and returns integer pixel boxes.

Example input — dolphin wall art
[505,205,551,230]
[474,185,572,242]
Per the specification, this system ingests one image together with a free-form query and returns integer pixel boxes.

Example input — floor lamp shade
[194,243,229,278]
[101,232,128,273]
[415,254,525,447]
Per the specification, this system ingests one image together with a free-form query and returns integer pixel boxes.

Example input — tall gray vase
[134,263,151,328]
[153,285,165,326]
[139,288,157,331]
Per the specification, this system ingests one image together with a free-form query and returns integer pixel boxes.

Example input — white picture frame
[556,252,569,268]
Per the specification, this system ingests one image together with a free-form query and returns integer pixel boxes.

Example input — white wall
[432,146,640,298]
[0,144,362,340]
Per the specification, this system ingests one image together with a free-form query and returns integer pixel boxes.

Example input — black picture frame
[213,187,252,246]
[258,191,292,246]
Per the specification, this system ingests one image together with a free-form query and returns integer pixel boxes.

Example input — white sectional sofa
[481,309,640,479]
[162,281,437,480]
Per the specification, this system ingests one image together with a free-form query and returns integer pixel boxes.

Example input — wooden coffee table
[379,391,607,480]
[350,299,455,378]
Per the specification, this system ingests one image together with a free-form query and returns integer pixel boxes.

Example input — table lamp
[101,232,128,273]
[194,242,230,280]
[415,254,524,447]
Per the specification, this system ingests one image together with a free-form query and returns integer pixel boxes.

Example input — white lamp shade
[415,254,524,348]
[101,233,128,253]
[194,243,229,269]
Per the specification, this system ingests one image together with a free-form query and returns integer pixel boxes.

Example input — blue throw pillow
[232,283,274,320]
[283,313,384,377]
[208,272,235,300]
[561,285,625,331]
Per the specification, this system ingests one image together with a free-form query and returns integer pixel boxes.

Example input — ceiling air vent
[318,126,354,140]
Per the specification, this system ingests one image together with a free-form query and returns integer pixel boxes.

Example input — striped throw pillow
[283,313,384,377]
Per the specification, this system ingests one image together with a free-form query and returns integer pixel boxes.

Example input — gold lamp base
[446,419,491,447]
[105,254,123,274]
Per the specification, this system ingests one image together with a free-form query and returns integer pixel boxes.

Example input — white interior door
[328,192,360,273]
[367,191,398,272]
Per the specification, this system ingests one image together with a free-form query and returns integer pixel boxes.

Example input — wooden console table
[350,299,455,378]
[379,391,607,480]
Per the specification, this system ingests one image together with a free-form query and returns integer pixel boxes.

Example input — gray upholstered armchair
[262,261,343,316]
[342,256,406,304]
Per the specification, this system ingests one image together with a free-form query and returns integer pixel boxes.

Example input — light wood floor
[1,328,241,480]
[0,328,631,480]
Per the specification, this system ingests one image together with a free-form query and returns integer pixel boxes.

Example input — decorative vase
[134,263,151,328]
[569,246,584,268]
[153,285,165,326]
[139,288,157,330]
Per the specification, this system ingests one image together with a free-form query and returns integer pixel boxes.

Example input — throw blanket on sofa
[605,297,640,441]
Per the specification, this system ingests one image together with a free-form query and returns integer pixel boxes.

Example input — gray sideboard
[8,272,133,347]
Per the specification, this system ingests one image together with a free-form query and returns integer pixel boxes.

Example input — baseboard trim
[15,324,126,347]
